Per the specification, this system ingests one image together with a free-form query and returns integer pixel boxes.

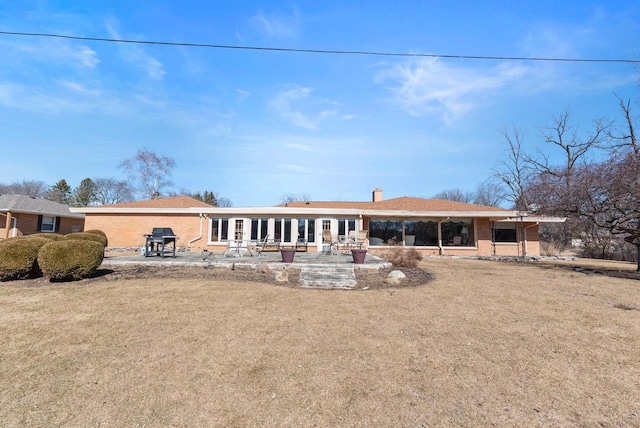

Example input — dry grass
[1,258,639,427]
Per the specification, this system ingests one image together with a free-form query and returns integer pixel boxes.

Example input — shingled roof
[96,196,214,209]
[0,194,84,218]
[279,196,509,212]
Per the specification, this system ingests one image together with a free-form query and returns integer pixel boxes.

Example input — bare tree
[93,178,135,205]
[531,108,609,189]
[217,197,233,207]
[606,94,638,156]
[472,179,507,207]
[493,126,534,210]
[281,193,311,204]
[0,180,49,198]
[118,149,176,199]
[433,188,474,203]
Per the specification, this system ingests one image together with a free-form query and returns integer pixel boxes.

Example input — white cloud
[236,89,251,102]
[376,58,529,123]
[268,85,338,130]
[4,40,99,69]
[250,8,300,38]
[55,80,101,96]
[106,23,166,80]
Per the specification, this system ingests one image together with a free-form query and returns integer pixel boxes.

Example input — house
[0,194,85,239]
[72,189,563,257]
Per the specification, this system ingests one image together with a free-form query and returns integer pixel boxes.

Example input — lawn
[1,258,639,427]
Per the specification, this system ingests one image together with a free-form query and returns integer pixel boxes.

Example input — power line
[1,30,639,64]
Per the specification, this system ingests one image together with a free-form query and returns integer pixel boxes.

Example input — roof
[0,194,85,218]
[279,196,510,212]
[94,196,214,209]
[71,194,562,222]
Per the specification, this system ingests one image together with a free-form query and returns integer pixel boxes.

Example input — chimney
[372,188,383,202]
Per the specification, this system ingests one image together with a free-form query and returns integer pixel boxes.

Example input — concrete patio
[102,249,392,289]
[103,249,391,272]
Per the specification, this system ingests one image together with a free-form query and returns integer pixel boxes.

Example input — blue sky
[1,1,639,206]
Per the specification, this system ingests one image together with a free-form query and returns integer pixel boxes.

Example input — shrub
[84,230,108,246]
[0,237,51,280]
[38,240,104,281]
[383,247,423,268]
[28,233,67,241]
[65,232,107,247]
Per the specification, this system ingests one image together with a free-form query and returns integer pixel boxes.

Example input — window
[297,219,316,243]
[441,219,474,247]
[40,216,55,232]
[405,220,438,246]
[210,218,229,242]
[494,222,518,243]
[338,219,356,236]
[250,218,269,240]
[274,218,293,243]
[369,220,402,245]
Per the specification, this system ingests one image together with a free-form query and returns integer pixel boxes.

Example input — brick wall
[1,213,84,238]
[84,213,206,249]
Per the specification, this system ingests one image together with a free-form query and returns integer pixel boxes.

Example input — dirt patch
[1,264,433,289]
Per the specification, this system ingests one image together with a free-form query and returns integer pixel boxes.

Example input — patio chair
[356,230,369,249]
[253,235,270,256]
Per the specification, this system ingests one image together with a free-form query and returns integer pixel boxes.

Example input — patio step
[299,266,357,289]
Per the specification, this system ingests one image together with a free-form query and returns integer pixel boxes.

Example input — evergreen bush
[0,237,51,280]
[28,233,67,241]
[38,240,104,281]
[84,229,108,246]
[65,232,107,247]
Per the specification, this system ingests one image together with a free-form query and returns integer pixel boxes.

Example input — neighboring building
[0,194,85,239]
[72,189,563,257]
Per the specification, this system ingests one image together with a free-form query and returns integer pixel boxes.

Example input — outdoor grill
[143,227,178,258]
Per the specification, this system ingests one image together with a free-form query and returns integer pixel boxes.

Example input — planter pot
[280,248,296,263]
[351,249,367,264]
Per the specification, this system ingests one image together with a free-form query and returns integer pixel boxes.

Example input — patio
[102,249,391,272]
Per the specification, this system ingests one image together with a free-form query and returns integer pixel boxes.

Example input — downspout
[188,213,208,249]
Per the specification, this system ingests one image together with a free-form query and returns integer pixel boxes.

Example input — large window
[441,219,474,247]
[298,219,316,243]
[210,218,229,242]
[404,220,438,246]
[250,218,269,240]
[494,222,517,243]
[338,219,356,236]
[369,219,402,246]
[274,218,293,243]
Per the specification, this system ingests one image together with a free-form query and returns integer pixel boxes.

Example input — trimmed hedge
[28,233,67,241]
[0,237,51,281]
[38,240,104,281]
[65,232,107,247]
[84,229,108,247]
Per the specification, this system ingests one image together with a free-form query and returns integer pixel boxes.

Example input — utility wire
[1,30,639,64]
